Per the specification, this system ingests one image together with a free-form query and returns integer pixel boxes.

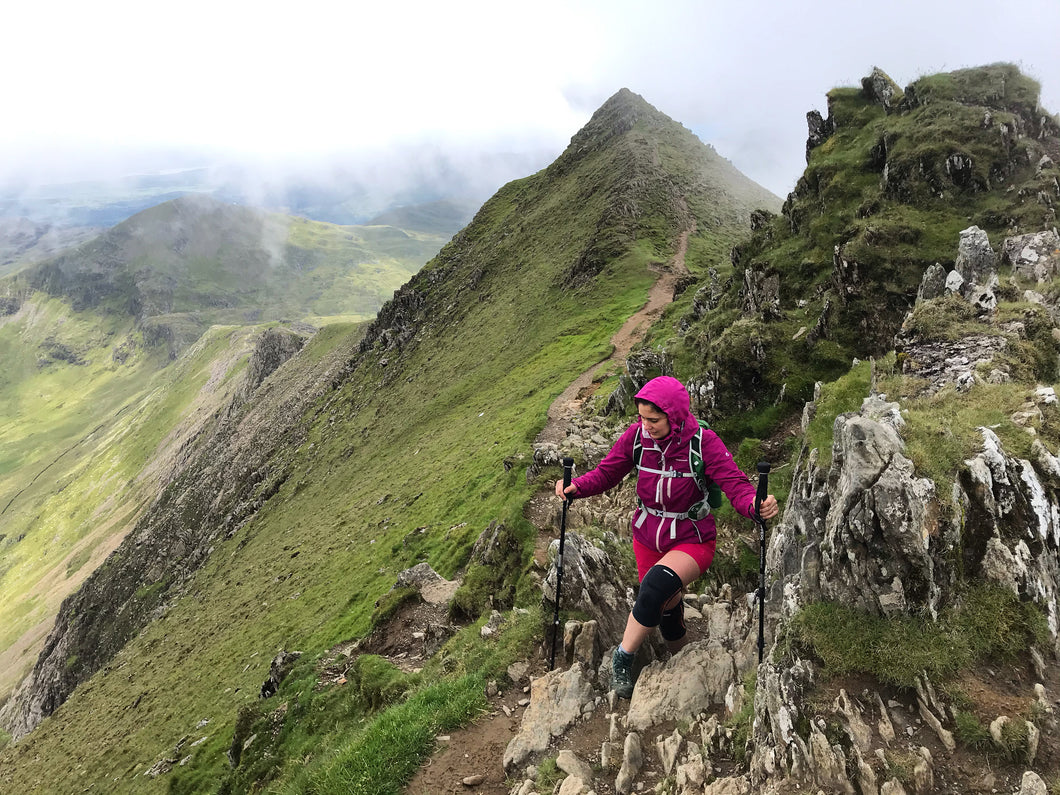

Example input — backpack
[631,421,724,519]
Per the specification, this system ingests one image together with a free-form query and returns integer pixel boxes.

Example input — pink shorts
[633,537,716,582]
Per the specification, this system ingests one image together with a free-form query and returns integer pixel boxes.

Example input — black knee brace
[632,564,683,628]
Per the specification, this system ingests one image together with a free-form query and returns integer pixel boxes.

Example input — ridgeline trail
[405,227,693,795]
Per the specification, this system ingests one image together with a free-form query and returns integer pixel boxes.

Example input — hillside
[0,88,779,793]
[0,197,452,715]
[664,63,1060,434]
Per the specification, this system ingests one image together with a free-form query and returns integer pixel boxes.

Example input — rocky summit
[2,66,1060,795]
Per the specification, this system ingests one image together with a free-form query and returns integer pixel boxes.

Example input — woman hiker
[555,375,779,698]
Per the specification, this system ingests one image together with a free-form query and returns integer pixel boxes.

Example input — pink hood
[634,376,697,446]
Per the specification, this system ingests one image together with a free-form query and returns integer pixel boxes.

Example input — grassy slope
[0,93,777,793]
[0,298,262,698]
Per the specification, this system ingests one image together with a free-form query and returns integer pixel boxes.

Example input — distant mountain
[7,194,450,355]
[366,197,480,235]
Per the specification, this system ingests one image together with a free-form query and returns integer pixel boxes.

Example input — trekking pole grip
[562,457,574,495]
[755,461,770,517]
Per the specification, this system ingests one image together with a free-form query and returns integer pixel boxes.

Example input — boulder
[502,663,595,772]
[1001,229,1060,283]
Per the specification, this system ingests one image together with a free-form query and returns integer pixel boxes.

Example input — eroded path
[537,227,692,445]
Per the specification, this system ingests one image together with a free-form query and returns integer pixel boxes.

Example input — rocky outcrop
[778,395,947,617]
[862,67,903,111]
[241,327,308,400]
[1002,229,1060,282]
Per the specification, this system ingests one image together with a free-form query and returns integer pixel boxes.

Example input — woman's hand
[756,494,779,521]
[555,480,578,501]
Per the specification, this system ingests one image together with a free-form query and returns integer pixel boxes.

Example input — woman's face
[637,403,670,440]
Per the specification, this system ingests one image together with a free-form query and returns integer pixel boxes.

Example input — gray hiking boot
[611,646,635,699]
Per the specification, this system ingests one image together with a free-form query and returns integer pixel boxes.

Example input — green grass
[788,583,1049,688]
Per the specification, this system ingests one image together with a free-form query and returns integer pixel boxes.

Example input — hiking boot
[611,646,635,699]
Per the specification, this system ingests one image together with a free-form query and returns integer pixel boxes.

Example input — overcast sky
[5,0,1060,199]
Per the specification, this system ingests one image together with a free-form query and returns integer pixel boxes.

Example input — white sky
[4,0,1060,198]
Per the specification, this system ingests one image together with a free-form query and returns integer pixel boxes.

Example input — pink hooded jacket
[571,376,759,553]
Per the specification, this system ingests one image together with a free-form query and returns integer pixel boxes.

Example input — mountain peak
[563,88,667,156]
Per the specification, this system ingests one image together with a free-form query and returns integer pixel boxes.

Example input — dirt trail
[537,226,693,446]
[405,227,694,795]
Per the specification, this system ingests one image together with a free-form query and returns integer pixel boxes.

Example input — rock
[541,532,633,649]
[875,692,896,745]
[1019,770,1048,795]
[1026,720,1040,764]
[912,747,933,794]
[507,661,529,685]
[656,728,682,775]
[916,696,955,752]
[862,67,903,110]
[808,721,855,793]
[392,561,459,605]
[614,732,643,795]
[703,775,751,794]
[260,650,302,699]
[743,265,780,318]
[503,664,595,771]
[626,641,740,731]
[916,263,948,301]
[954,225,998,292]
[556,749,594,783]
[461,773,485,786]
[676,753,708,791]
[241,327,307,400]
[834,689,872,753]
[1001,229,1060,283]
[880,779,909,795]
[557,775,590,795]
[852,745,878,795]
[806,110,835,161]
[989,714,1010,744]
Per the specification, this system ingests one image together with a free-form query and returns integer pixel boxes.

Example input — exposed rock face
[954,225,999,296]
[777,396,947,618]
[1002,229,1060,282]
[241,327,308,399]
[541,531,633,649]
[805,110,835,162]
[862,66,903,111]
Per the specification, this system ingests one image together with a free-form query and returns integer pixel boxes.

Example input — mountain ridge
[0,87,779,792]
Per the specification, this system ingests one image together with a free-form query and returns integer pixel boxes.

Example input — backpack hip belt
[634,499,707,542]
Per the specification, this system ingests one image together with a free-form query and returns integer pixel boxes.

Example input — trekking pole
[754,461,770,664]
[549,457,574,671]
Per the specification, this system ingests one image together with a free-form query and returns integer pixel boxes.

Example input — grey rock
[614,731,643,795]
[556,749,594,783]
[1019,770,1048,795]
[1001,230,1060,282]
[954,225,998,291]
[502,664,595,772]
[917,263,948,301]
